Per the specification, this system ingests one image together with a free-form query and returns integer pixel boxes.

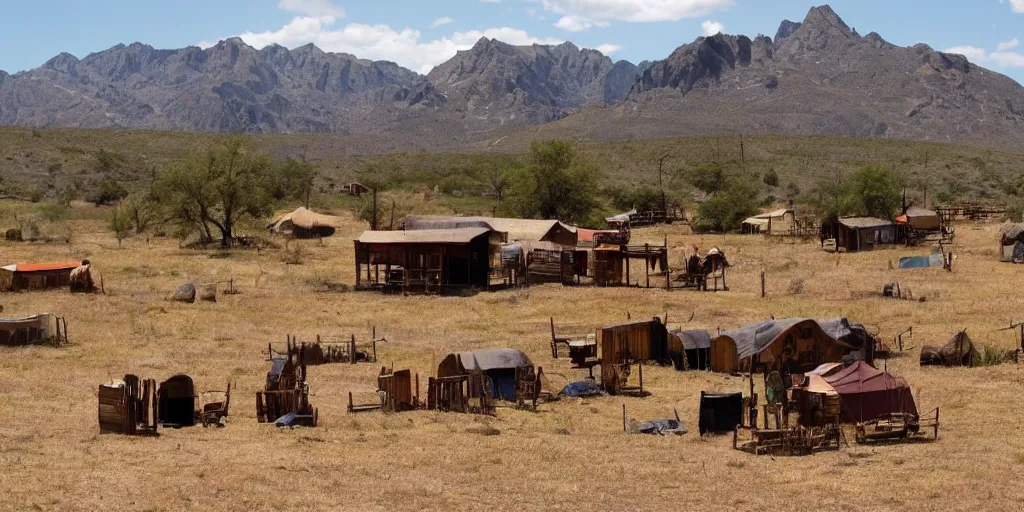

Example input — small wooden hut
[0,262,79,291]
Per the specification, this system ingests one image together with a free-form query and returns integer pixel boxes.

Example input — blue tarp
[898,252,943,269]
[274,412,315,428]
[561,380,605,397]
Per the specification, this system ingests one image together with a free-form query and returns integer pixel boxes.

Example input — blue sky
[3,0,1023,83]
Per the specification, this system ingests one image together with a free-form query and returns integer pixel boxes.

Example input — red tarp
[824,361,918,423]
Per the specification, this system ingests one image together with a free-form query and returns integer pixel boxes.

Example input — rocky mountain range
[1,5,1022,147]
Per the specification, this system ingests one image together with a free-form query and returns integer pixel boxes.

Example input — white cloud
[595,44,623,54]
[554,15,609,32]
[997,38,1019,51]
[1011,0,1024,14]
[540,0,733,25]
[430,17,454,28]
[946,44,1024,69]
[701,20,724,36]
[277,0,344,19]
[480,0,501,3]
[203,16,562,74]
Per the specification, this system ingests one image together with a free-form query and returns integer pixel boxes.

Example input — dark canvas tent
[920,331,978,367]
[157,374,196,427]
[824,361,918,423]
[668,329,711,370]
[437,348,533,401]
[710,318,853,374]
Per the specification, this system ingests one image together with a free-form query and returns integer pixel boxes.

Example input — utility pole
[657,153,670,214]
[739,134,745,168]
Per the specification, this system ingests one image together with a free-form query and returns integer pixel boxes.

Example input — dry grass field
[2,206,1024,511]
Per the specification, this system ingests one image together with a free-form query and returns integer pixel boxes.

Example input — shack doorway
[158,374,196,427]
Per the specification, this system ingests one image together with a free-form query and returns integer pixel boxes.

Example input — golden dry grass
[2,208,1024,511]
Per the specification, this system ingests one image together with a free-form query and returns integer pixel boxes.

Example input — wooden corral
[593,243,670,288]
[426,372,494,415]
[0,262,79,291]
[98,375,158,436]
[279,330,383,365]
[0,314,68,346]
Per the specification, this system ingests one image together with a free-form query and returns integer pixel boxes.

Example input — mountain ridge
[0,4,1022,146]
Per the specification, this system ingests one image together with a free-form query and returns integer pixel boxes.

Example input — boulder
[198,284,217,302]
[173,282,196,303]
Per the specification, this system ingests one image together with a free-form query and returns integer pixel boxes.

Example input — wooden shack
[157,374,197,427]
[0,262,79,291]
[354,228,501,294]
[829,218,895,252]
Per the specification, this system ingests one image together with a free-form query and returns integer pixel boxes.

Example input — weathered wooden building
[354,228,502,294]
[827,217,896,252]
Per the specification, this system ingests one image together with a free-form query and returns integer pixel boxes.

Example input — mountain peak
[775,20,802,42]
[802,5,851,34]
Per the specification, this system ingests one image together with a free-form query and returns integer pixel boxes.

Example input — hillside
[1,5,1022,147]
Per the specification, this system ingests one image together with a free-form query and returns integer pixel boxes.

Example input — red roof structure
[6,262,80,272]
[824,361,918,423]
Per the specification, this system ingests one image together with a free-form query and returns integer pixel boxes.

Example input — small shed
[834,217,895,252]
[823,361,918,423]
[741,209,795,235]
[354,227,500,293]
[598,319,669,364]
[437,348,533,401]
[895,207,940,230]
[0,262,79,291]
[710,318,853,374]
[668,329,712,370]
[698,392,743,435]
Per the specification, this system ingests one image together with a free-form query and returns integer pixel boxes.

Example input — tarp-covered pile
[710,318,854,374]
[920,331,979,367]
[1000,223,1024,263]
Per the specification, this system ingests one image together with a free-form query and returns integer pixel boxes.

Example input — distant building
[0,262,79,291]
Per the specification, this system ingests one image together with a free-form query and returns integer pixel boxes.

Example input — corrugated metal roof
[403,215,577,244]
[357,227,491,244]
[1,262,80,273]
[838,217,893,228]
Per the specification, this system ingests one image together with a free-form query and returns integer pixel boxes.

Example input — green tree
[689,163,726,195]
[274,156,318,206]
[763,169,779,187]
[507,140,600,224]
[849,164,902,219]
[152,139,274,247]
[693,181,760,232]
[110,205,133,247]
[89,177,129,206]
[606,185,663,213]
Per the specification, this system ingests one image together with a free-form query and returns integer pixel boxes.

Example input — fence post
[760,270,766,298]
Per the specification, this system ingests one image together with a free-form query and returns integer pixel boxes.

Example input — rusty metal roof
[357,227,491,244]
[0,262,79,273]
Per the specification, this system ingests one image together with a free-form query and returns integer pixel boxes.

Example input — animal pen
[354,228,502,294]
[277,329,383,365]
[0,314,68,346]
[592,241,671,288]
